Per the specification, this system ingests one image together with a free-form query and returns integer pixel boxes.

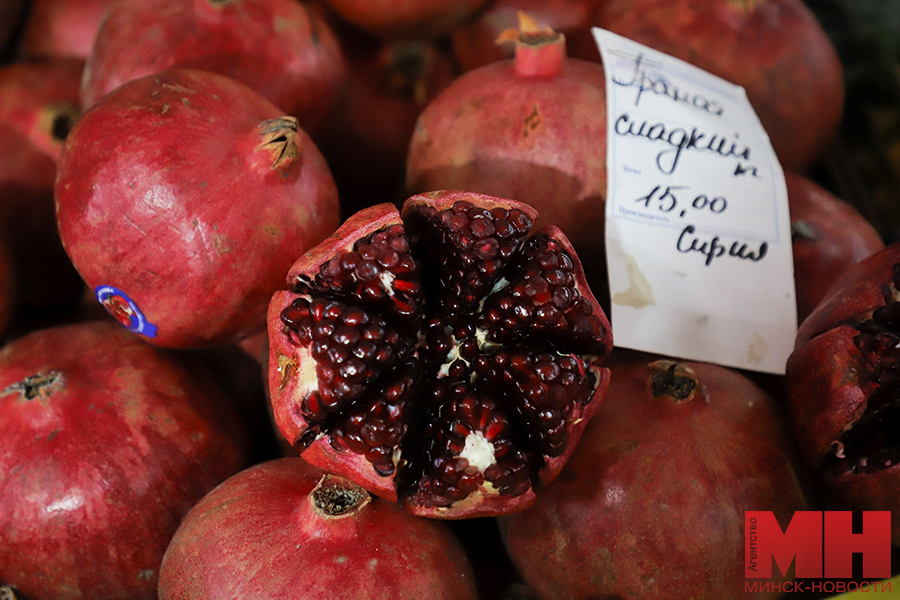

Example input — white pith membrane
[820,274,900,477]
[276,202,610,512]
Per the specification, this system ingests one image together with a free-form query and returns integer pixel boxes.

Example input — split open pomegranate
[268,191,612,518]
[787,244,900,541]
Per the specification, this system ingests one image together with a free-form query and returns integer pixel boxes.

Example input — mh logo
[745,511,891,579]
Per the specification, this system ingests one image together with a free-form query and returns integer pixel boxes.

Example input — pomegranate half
[268,191,612,518]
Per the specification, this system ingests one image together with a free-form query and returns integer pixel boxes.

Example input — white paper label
[593,28,797,374]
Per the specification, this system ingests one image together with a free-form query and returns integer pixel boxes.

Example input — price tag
[593,28,797,374]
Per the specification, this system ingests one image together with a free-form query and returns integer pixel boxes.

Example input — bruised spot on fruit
[522,104,542,140]
[277,353,297,392]
[0,371,64,401]
[311,474,371,518]
[647,361,697,403]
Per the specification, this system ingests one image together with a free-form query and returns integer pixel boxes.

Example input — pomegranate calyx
[496,12,566,78]
[648,361,699,404]
[0,371,64,401]
[40,102,80,145]
[311,474,371,518]
[257,116,302,171]
[0,586,19,600]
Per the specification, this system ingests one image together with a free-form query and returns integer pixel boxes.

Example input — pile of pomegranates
[0,0,893,598]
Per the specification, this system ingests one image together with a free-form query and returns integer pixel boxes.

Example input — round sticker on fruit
[95,285,158,338]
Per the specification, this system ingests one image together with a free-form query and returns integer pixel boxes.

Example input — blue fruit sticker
[95,285,158,338]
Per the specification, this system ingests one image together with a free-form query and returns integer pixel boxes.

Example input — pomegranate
[500,351,809,599]
[319,36,457,216]
[788,172,884,323]
[321,0,490,39]
[0,59,85,312]
[597,0,845,172]
[0,321,250,600]
[80,0,347,138]
[20,0,117,59]
[268,191,612,518]
[787,244,900,542]
[159,458,478,599]
[406,15,609,291]
[56,69,340,349]
[450,0,604,71]
[0,58,83,161]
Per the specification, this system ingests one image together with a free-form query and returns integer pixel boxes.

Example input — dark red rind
[158,458,478,600]
[786,244,900,542]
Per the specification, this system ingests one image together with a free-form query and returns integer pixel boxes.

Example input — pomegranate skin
[0,321,250,600]
[159,458,478,600]
[500,352,808,600]
[56,69,339,349]
[787,172,884,323]
[322,0,490,39]
[406,47,608,287]
[787,244,900,542]
[81,0,347,138]
[20,0,116,59]
[598,0,844,172]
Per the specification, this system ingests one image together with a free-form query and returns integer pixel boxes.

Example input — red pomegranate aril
[269,192,611,517]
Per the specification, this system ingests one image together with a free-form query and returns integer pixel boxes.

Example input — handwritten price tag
[594,28,797,374]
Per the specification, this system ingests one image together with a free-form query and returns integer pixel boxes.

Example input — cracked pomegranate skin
[597,0,844,172]
[159,458,478,600]
[787,244,900,542]
[0,321,250,600]
[268,191,612,519]
[55,69,340,349]
[80,0,347,138]
[500,352,808,600]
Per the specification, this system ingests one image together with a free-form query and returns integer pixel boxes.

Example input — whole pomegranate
[56,69,339,349]
[450,0,605,70]
[0,321,250,600]
[787,244,900,542]
[788,172,884,323]
[321,0,490,39]
[268,191,612,518]
[0,59,85,311]
[500,351,809,599]
[81,0,347,137]
[597,0,844,172]
[20,0,117,59]
[406,15,609,290]
[159,458,478,599]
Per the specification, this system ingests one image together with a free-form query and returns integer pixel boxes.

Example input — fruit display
[0,0,896,599]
